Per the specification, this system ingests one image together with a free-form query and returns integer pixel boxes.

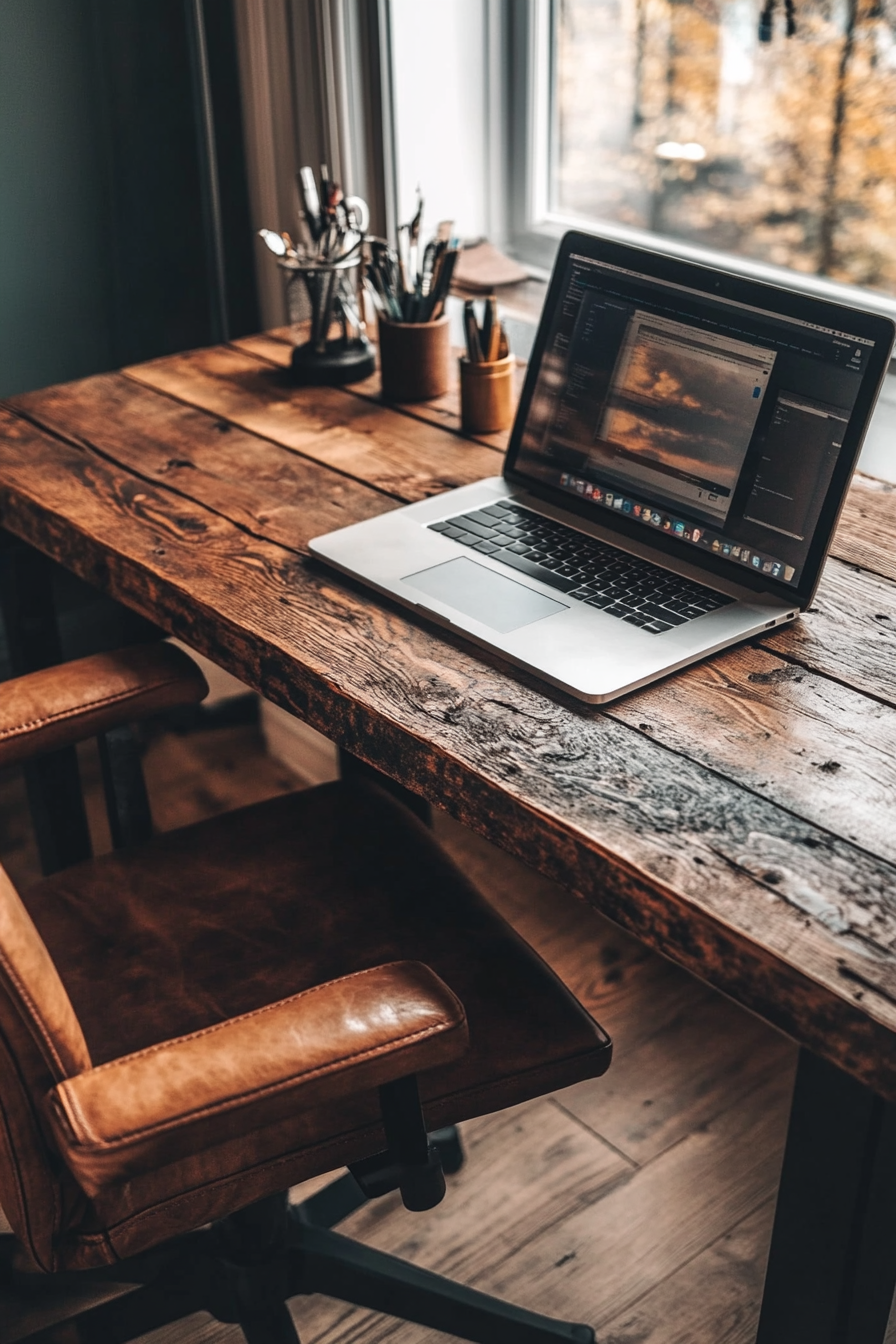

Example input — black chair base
[1,1130,595,1344]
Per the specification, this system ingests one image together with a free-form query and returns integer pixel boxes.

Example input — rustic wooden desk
[2,330,896,1343]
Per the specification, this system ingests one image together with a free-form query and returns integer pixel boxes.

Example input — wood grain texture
[596,1200,775,1344]
[477,1071,790,1334]
[20,379,896,858]
[761,557,896,704]
[230,326,523,455]
[121,346,501,501]
[295,1070,790,1342]
[8,372,388,553]
[611,643,896,861]
[3,366,896,1098]
[111,354,896,713]
[288,1097,629,1343]
[832,472,896,583]
[18,371,896,712]
[556,987,794,1164]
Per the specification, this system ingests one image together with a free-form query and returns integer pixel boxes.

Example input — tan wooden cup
[378,314,451,402]
[459,355,515,434]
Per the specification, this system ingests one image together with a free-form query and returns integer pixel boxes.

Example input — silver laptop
[310,231,894,703]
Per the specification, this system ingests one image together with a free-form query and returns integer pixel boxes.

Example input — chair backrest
[0,865,92,1271]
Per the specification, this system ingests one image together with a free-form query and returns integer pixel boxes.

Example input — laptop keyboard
[428,501,733,634]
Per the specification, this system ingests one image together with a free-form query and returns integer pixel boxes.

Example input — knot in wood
[408,678,466,724]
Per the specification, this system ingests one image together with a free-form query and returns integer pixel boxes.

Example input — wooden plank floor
[0,710,796,1344]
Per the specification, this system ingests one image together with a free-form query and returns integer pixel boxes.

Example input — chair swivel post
[300,1126,465,1230]
[347,1075,448,1210]
[381,1074,446,1211]
[211,1193,296,1338]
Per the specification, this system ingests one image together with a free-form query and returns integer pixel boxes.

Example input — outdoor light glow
[556,0,896,297]
[655,141,707,161]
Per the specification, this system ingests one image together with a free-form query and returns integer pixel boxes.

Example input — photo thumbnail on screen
[591,312,776,524]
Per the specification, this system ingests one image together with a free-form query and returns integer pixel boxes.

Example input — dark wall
[0,0,258,399]
[0,1,114,396]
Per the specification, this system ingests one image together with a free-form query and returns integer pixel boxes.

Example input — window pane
[552,0,896,298]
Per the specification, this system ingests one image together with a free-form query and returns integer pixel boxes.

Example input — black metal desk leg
[0,536,92,873]
[757,1048,896,1344]
[98,723,154,849]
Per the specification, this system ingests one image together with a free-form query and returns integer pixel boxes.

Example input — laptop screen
[508,244,891,593]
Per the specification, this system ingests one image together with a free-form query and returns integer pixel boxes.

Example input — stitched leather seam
[94,1052,609,1245]
[0,673,194,742]
[0,946,68,1078]
[59,1016,463,1148]
[0,1020,58,1271]
[102,1119,388,1237]
[97,1053,608,1240]
[67,963,462,1076]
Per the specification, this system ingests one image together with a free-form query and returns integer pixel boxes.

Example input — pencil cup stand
[280,254,375,386]
[378,314,451,402]
[459,354,515,434]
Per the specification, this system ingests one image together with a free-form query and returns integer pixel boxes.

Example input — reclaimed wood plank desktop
[2,330,896,1342]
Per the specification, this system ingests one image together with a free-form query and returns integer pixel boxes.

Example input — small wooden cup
[378,314,451,402]
[459,354,515,434]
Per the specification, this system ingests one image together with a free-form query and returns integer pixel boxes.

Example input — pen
[298,167,322,242]
[362,202,464,325]
[464,300,483,362]
[461,298,510,363]
[481,295,502,363]
[429,244,460,319]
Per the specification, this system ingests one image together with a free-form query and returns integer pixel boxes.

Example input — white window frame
[503,0,896,326]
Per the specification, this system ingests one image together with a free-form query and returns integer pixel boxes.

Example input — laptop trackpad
[403,557,567,633]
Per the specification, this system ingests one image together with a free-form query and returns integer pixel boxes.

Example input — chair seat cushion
[22,781,610,1264]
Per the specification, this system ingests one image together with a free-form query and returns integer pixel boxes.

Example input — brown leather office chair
[0,643,611,1344]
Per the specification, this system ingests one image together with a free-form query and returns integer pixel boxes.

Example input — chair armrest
[45,961,468,1196]
[0,643,208,769]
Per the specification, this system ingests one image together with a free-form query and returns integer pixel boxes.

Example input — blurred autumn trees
[554,0,896,295]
